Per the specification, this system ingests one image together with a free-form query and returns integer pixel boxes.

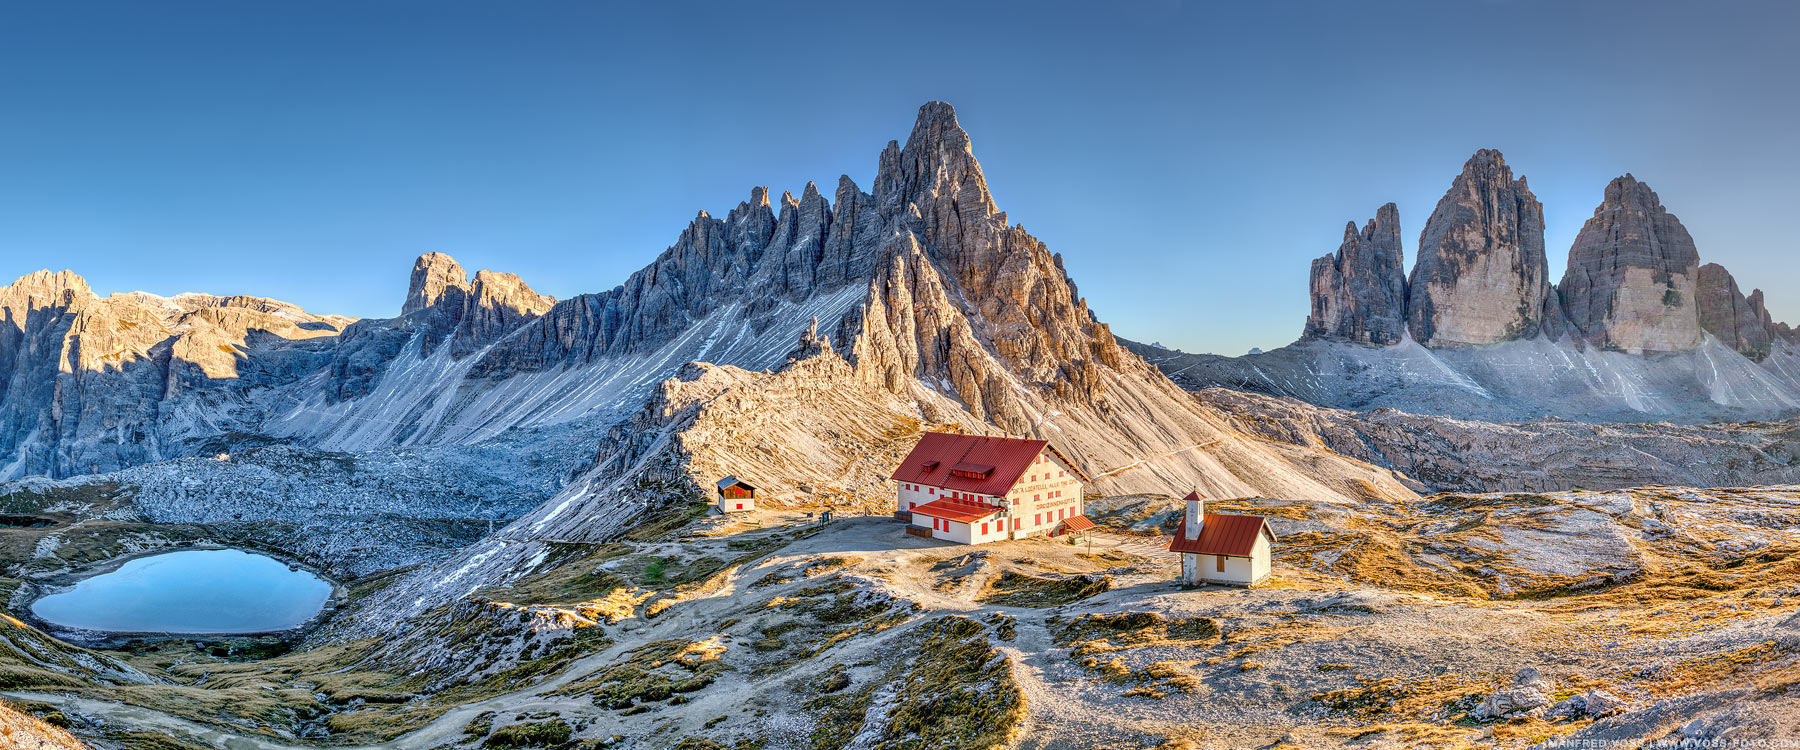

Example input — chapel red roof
[890,432,1051,496]
[1167,514,1274,557]
[908,498,1003,524]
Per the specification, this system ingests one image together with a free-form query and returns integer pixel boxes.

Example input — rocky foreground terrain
[0,102,1796,749]
[4,481,1796,749]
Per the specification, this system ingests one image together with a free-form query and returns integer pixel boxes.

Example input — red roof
[1061,514,1096,532]
[1167,514,1273,557]
[890,433,1050,496]
[909,498,1002,524]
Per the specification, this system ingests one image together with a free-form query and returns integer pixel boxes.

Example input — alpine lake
[30,548,336,637]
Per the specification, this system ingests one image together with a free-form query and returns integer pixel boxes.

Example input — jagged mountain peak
[1462,147,1510,170]
[1597,173,1667,213]
[1306,202,1407,345]
[2,269,93,302]
[3,100,1416,523]
[395,252,552,358]
[402,252,469,316]
[874,101,997,236]
[1559,172,1703,353]
[1407,147,1555,347]
[1697,262,1794,360]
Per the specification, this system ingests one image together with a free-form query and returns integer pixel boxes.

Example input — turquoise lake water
[30,548,332,634]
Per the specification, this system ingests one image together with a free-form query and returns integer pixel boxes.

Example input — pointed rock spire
[1407,149,1557,347]
[873,102,997,243]
[1304,203,1407,345]
[819,175,881,290]
[1558,175,1703,353]
[725,187,776,264]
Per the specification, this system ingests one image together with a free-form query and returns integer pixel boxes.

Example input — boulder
[1548,689,1627,719]
[1473,667,1553,720]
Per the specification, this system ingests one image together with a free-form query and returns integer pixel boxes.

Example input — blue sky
[2,1,1796,355]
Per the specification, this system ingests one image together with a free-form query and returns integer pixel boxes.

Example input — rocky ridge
[329,103,1425,631]
[0,272,355,479]
[2,103,1413,513]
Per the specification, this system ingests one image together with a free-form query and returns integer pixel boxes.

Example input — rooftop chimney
[1183,491,1205,540]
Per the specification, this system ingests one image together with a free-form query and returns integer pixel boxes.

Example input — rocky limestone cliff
[1558,175,1703,354]
[1697,262,1795,361]
[399,252,554,358]
[0,271,353,479]
[1407,149,1562,347]
[1304,203,1408,345]
[843,102,1129,429]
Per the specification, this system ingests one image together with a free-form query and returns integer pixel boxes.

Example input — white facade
[1174,492,1274,587]
[918,513,1011,544]
[895,481,943,514]
[899,450,1084,544]
[1180,534,1272,587]
[1000,452,1084,539]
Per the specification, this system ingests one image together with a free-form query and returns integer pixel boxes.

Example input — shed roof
[717,476,755,491]
[1061,514,1096,532]
[908,498,1003,524]
[890,432,1050,496]
[1167,514,1274,557]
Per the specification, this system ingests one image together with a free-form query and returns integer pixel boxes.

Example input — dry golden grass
[1325,721,1481,749]
[1216,620,1351,661]
[0,700,86,750]
[1054,611,1220,658]
[1312,671,1501,723]
[1642,641,1794,696]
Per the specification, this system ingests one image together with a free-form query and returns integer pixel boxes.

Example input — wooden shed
[716,476,756,514]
